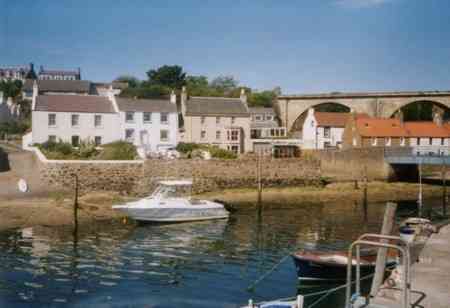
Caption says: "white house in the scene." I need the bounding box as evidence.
[302,108,350,149]
[116,94,178,153]
[31,94,120,146]
[30,87,178,155]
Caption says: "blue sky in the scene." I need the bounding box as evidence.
[1,0,449,94]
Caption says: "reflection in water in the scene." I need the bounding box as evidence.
[0,198,447,307]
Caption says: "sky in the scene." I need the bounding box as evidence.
[1,0,450,94]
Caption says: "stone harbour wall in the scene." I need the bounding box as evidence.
[35,148,321,195]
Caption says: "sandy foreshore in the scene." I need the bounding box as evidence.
[0,181,445,232]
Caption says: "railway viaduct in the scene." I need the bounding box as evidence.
[276,91,450,132]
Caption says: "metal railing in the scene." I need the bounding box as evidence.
[345,234,411,308]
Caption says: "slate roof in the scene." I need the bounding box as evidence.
[116,97,177,113]
[34,95,115,113]
[185,97,249,117]
[23,79,91,93]
[356,118,450,138]
[248,107,276,115]
[314,112,350,127]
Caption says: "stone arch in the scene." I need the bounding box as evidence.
[388,99,450,121]
[290,101,351,133]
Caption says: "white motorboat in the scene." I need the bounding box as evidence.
[112,180,229,222]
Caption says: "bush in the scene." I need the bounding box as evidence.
[96,141,137,160]
[176,142,237,159]
[0,121,30,138]
[77,140,98,159]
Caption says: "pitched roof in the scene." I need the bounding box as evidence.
[314,112,350,127]
[35,95,115,113]
[116,97,177,113]
[23,79,91,93]
[356,117,450,138]
[248,107,276,115]
[185,97,249,117]
[39,70,79,76]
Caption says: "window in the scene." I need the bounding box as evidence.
[231,117,236,124]
[266,115,273,121]
[231,130,239,141]
[201,130,206,139]
[143,112,152,123]
[126,111,134,122]
[324,127,331,138]
[324,142,331,148]
[201,116,206,124]
[429,138,432,145]
[71,135,80,147]
[160,113,168,124]
[385,137,391,146]
[216,117,221,124]
[311,120,314,127]
[400,137,405,146]
[48,114,56,126]
[231,145,239,154]
[372,137,377,146]
[417,138,421,146]
[48,135,56,143]
[125,129,134,142]
[216,130,221,140]
[94,136,102,146]
[71,114,79,127]
[94,115,102,127]
[441,138,445,146]
[255,115,262,121]
[160,130,169,141]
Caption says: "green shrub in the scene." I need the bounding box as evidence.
[208,146,237,159]
[77,140,99,159]
[176,142,204,153]
[97,141,137,160]
[0,120,30,138]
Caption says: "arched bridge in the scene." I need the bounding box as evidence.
[276,91,450,132]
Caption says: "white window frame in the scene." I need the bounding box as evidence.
[216,116,221,124]
[323,126,331,138]
[216,130,221,140]
[201,116,206,124]
[160,129,169,141]
[94,114,102,128]
[125,129,135,142]
[143,112,152,123]
[48,135,56,143]
[400,137,405,146]
[126,111,135,123]
[201,130,206,139]
[48,113,56,127]
[94,136,102,146]
[385,137,391,146]
[71,135,80,147]
[160,113,168,124]
[372,137,377,146]
[71,114,80,127]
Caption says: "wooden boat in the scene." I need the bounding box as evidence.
[291,250,395,283]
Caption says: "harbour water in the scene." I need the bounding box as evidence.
[0,198,446,307]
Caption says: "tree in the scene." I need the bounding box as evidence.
[248,90,277,107]
[210,75,239,95]
[185,75,211,96]
[146,65,186,89]
[119,84,170,99]
[114,75,140,88]
[0,80,23,98]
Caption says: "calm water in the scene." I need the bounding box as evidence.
[0,198,447,308]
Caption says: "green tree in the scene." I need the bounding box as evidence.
[119,84,170,99]
[248,90,277,107]
[185,75,212,96]
[146,65,186,89]
[210,75,239,95]
[0,80,23,98]
[115,75,140,88]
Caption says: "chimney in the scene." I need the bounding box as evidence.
[240,88,247,106]
[181,86,187,115]
[170,90,176,104]
[433,110,443,126]
[31,80,38,110]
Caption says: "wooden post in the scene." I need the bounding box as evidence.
[73,173,79,235]
[257,155,262,204]
[443,162,447,217]
[370,202,397,297]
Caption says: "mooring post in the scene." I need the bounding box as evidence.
[72,173,79,234]
[257,154,262,204]
[443,161,447,217]
[370,202,397,297]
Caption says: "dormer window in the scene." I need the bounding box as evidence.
[385,137,391,146]
[372,137,377,146]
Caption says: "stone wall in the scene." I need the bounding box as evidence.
[309,147,392,181]
[36,148,321,195]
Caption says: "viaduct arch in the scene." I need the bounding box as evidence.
[276,91,450,132]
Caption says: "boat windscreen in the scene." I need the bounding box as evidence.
[151,184,191,198]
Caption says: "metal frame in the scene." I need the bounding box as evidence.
[345,234,411,308]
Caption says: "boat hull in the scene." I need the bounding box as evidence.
[113,206,229,222]
[292,253,378,283]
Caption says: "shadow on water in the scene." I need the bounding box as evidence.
[0,196,448,307]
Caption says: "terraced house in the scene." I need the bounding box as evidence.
[180,87,251,154]
[28,86,178,156]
